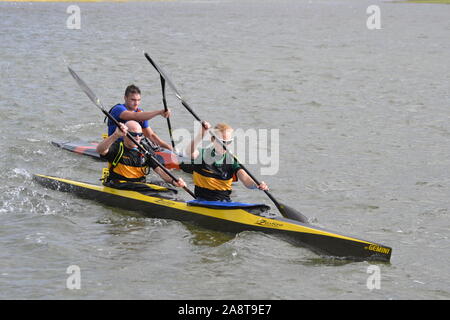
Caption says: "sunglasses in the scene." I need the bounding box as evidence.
[214,137,233,145]
[128,131,143,138]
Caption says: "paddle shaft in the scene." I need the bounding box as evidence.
[160,76,176,149]
[146,54,176,149]
[102,106,195,199]
[143,54,287,212]
[67,67,195,199]
[180,97,285,211]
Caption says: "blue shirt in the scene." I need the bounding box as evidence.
[107,104,149,136]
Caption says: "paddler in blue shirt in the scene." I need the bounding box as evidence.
[185,122,269,202]
[107,84,173,150]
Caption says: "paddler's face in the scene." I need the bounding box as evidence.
[124,93,141,111]
[124,126,143,149]
[212,129,233,155]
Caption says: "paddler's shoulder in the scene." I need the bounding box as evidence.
[109,103,127,116]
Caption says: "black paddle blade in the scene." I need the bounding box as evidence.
[278,203,309,224]
[144,53,183,100]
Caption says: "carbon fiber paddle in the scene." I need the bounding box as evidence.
[67,66,196,199]
[144,53,308,223]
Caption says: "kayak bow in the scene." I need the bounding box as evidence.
[33,174,392,262]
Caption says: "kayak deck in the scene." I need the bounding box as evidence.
[51,141,100,160]
[51,140,191,171]
[33,174,392,262]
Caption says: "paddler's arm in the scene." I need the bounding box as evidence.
[96,123,127,155]
[120,109,171,122]
[154,167,187,188]
[143,127,173,151]
[185,121,211,159]
[236,169,269,191]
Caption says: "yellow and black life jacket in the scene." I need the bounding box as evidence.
[101,141,156,183]
[192,147,241,201]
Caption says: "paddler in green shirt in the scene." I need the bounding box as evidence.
[185,122,269,202]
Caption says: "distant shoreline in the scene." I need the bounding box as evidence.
[0,0,174,2]
[1,0,448,3]
[400,0,450,3]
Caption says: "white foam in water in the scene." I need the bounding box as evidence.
[62,122,98,133]
[32,150,45,156]
[25,232,47,244]
[0,182,56,216]
[11,168,31,179]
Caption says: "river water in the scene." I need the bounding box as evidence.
[0,0,449,300]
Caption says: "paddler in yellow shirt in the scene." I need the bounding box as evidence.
[185,122,268,202]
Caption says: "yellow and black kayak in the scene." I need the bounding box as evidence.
[33,174,392,262]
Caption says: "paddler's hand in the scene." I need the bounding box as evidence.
[201,121,211,134]
[114,123,128,138]
[172,177,186,188]
[161,109,171,118]
[256,181,269,191]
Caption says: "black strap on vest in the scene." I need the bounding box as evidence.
[104,104,121,123]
